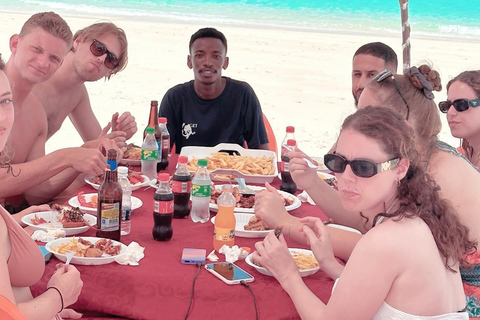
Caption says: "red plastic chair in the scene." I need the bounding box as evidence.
[262,113,278,154]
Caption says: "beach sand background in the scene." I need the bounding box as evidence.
[0,11,479,157]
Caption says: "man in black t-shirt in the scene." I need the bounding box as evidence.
[159,27,269,153]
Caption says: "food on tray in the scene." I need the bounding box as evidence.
[50,237,122,257]
[51,204,90,228]
[318,173,337,189]
[88,169,146,186]
[244,216,270,231]
[77,191,98,208]
[291,251,319,270]
[187,152,275,176]
[210,186,294,209]
[122,143,141,160]
[30,214,48,225]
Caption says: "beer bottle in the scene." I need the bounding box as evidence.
[153,173,173,241]
[97,149,122,241]
[143,100,162,150]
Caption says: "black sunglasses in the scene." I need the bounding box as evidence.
[373,70,410,120]
[324,153,400,178]
[438,98,480,113]
[90,39,120,70]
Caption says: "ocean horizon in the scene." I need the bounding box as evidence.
[1,0,480,42]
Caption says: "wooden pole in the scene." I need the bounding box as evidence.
[400,0,411,74]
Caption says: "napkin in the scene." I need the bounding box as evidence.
[115,241,145,266]
[207,250,219,262]
[31,229,66,242]
[219,245,249,263]
[297,190,316,205]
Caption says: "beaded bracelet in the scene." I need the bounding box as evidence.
[47,286,64,314]
[287,217,296,240]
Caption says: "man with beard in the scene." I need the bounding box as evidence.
[351,42,398,106]
[33,22,137,145]
[159,27,269,153]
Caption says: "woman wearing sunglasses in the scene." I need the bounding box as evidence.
[254,106,473,319]
[441,70,480,169]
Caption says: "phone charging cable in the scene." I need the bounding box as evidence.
[241,280,258,320]
[183,261,202,320]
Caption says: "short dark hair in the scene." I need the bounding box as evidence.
[354,42,398,72]
[189,27,227,53]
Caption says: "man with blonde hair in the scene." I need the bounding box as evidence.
[2,12,120,213]
[33,21,137,145]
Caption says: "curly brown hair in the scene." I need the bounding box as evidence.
[366,65,442,151]
[446,70,480,162]
[342,106,476,272]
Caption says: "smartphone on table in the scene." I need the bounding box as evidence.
[205,262,255,285]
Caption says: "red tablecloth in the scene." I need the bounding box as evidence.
[31,156,333,320]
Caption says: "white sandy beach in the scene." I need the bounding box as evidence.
[0,11,479,157]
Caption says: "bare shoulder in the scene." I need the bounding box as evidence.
[0,212,10,260]
[429,150,480,187]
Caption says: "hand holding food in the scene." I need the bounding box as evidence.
[254,182,291,229]
[299,217,336,270]
[288,151,320,190]
[46,264,83,308]
[114,111,138,140]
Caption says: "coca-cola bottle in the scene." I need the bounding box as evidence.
[153,173,173,241]
[157,117,170,171]
[280,139,297,194]
[172,156,192,219]
[97,149,122,241]
[280,126,296,158]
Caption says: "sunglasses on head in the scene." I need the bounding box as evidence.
[438,98,480,113]
[373,70,410,121]
[90,39,119,70]
[324,153,400,178]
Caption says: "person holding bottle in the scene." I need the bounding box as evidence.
[159,27,269,153]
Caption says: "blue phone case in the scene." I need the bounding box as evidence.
[39,246,53,263]
[181,248,206,265]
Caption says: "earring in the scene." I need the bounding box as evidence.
[397,180,401,187]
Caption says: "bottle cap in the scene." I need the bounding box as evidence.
[158,173,170,181]
[151,100,158,106]
[117,166,128,175]
[197,159,208,167]
[146,127,154,134]
[287,139,296,146]
[178,155,188,164]
[158,117,167,124]
[222,184,233,192]
[286,126,295,133]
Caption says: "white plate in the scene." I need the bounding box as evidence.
[68,193,143,214]
[211,212,273,238]
[245,248,320,277]
[119,158,141,166]
[45,236,127,266]
[21,210,96,236]
[210,185,301,213]
[317,172,335,180]
[149,178,158,189]
[326,223,362,234]
[84,175,150,191]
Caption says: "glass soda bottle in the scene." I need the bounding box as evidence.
[280,139,297,194]
[191,159,211,223]
[141,127,158,180]
[157,117,170,171]
[172,155,192,219]
[280,126,296,158]
[143,100,162,142]
[118,166,132,235]
[213,185,236,251]
[153,173,173,241]
[97,149,122,241]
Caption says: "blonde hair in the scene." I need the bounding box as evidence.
[73,22,128,79]
[19,12,72,47]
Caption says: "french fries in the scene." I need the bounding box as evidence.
[291,251,319,270]
[50,238,92,257]
[187,152,275,176]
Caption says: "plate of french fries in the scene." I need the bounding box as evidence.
[245,248,320,277]
[180,144,278,184]
[46,237,127,265]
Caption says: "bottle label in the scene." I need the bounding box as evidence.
[280,161,290,172]
[154,200,174,214]
[162,138,170,150]
[192,184,211,197]
[213,226,235,241]
[142,149,158,161]
[172,180,191,193]
[100,202,120,231]
[122,207,131,221]
[107,159,117,171]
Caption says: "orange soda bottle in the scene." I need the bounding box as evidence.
[213,185,236,251]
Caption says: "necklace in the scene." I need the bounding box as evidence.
[374,197,399,227]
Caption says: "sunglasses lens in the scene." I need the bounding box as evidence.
[90,41,105,57]
[105,53,119,69]
[454,100,469,112]
[324,154,346,173]
[351,160,377,178]
[438,101,450,113]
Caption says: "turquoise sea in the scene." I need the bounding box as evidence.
[0,0,479,41]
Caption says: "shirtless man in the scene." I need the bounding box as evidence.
[351,42,398,105]
[2,12,119,211]
[33,22,137,144]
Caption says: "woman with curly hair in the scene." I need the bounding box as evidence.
[254,106,473,319]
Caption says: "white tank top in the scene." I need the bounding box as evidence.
[372,301,468,320]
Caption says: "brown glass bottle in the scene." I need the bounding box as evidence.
[143,100,162,145]
[97,149,122,241]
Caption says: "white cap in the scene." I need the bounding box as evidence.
[118,166,129,175]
